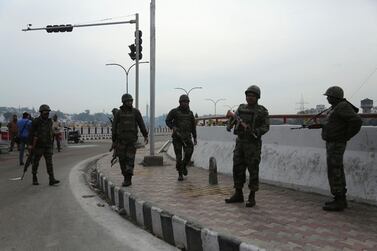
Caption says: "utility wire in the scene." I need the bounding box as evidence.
[350,65,377,98]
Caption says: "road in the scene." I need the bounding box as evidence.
[0,141,176,251]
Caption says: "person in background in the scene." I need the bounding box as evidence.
[17,112,32,165]
[52,114,62,152]
[7,114,18,152]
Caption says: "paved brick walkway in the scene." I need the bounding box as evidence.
[97,145,377,251]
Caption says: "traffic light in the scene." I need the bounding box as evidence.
[128,44,136,60]
[135,30,142,60]
[46,24,73,33]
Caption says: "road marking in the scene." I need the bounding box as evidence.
[67,145,98,148]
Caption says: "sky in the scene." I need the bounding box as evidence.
[1,0,377,117]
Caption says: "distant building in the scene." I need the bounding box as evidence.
[361,98,373,114]
[297,104,327,115]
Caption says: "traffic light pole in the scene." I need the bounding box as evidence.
[135,14,140,110]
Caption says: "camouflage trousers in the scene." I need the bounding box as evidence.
[32,146,54,177]
[117,142,137,176]
[173,137,194,172]
[233,139,261,191]
[326,141,347,196]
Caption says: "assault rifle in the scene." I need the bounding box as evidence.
[109,142,118,167]
[21,150,34,180]
[174,130,187,148]
[225,110,257,139]
[290,107,331,130]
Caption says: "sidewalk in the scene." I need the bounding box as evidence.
[96,143,377,251]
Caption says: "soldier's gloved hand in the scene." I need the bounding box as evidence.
[193,138,197,145]
[226,126,232,132]
[144,136,149,145]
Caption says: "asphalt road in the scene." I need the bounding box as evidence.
[0,141,176,251]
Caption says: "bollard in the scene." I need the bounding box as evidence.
[209,157,218,185]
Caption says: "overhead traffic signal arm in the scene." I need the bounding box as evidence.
[46,24,73,33]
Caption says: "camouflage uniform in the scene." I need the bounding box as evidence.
[232,104,269,191]
[166,96,197,180]
[322,100,362,200]
[225,85,269,207]
[112,103,148,185]
[29,105,59,185]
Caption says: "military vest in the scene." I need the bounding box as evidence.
[34,117,53,147]
[234,104,259,140]
[116,108,138,142]
[175,109,193,138]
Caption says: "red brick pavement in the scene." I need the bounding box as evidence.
[97,147,377,251]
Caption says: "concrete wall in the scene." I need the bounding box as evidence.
[167,126,377,205]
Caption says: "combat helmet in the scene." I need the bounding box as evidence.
[245,85,261,98]
[324,86,344,99]
[121,93,133,103]
[179,94,190,102]
[39,104,51,112]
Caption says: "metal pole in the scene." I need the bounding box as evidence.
[150,0,156,155]
[135,13,140,109]
[126,72,129,93]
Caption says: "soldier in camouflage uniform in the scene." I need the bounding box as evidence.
[165,94,197,181]
[308,86,362,211]
[112,94,148,187]
[225,85,269,207]
[28,104,60,186]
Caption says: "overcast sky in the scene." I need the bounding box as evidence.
[1,0,377,116]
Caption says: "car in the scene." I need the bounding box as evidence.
[0,126,10,153]
[67,130,81,144]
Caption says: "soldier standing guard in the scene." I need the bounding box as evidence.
[225,85,269,207]
[112,94,148,187]
[165,95,197,181]
[29,104,60,186]
[308,86,362,211]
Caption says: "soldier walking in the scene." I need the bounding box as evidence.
[29,104,60,186]
[112,94,148,187]
[225,85,269,207]
[308,86,362,211]
[165,95,197,181]
[52,114,62,152]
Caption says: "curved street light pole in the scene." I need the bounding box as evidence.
[205,98,226,115]
[106,61,149,95]
[174,86,203,96]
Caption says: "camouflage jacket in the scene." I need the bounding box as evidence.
[165,106,197,140]
[29,116,53,147]
[321,99,362,142]
[231,103,270,141]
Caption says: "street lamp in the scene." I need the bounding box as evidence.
[105,61,149,94]
[205,98,226,115]
[174,86,203,96]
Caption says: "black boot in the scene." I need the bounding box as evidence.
[32,174,39,185]
[49,177,60,186]
[245,191,256,207]
[178,172,184,181]
[225,189,244,203]
[323,195,347,211]
[122,175,132,187]
[325,196,348,208]
[182,165,188,176]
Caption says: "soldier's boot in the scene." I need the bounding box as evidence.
[49,176,60,186]
[122,175,132,187]
[32,174,39,185]
[322,195,347,211]
[245,191,256,207]
[178,171,184,181]
[182,164,188,176]
[225,188,244,203]
[325,195,348,208]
